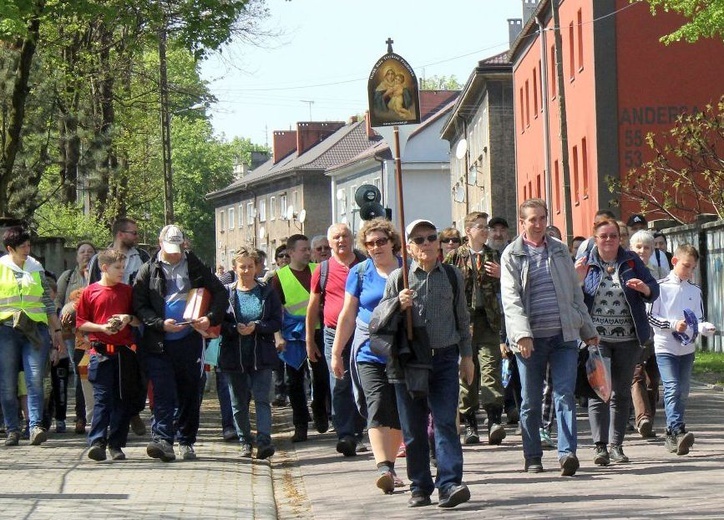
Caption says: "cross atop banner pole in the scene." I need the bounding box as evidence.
[367,38,420,338]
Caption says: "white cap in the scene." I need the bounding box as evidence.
[405,219,436,239]
[159,225,184,254]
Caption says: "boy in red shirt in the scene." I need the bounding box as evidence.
[76,249,140,461]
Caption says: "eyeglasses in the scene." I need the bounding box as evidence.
[276,254,290,259]
[364,237,390,248]
[440,237,461,244]
[469,224,488,231]
[596,234,619,240]
[409,233,438,245]
[315,246,331,252]
[122,230,138,236]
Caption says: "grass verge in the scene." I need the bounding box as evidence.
[693,350,724,386]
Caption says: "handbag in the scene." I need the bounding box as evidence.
[12,311,44,348]
[586,345,611,403]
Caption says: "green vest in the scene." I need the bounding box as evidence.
[0,263,49,324]
[276,263,317,316]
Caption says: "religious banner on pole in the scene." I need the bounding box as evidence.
[367,39,420,127]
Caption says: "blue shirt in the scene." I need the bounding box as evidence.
[348,259,392,364]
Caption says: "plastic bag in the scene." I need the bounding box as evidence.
[586,345,611,403]
[501,357,513,389]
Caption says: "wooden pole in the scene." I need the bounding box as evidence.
[393,126,413,339]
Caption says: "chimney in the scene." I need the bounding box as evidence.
[296,121,345,156]
[272,130,297,164]
[364,111,377,140]
[508,18,523,47]
[523,0,539,24]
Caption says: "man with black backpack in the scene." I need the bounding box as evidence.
[306,223,366,456]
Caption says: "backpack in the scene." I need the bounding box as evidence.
[318,249,367,304]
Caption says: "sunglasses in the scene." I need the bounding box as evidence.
[409,233,438,245]
[440,237,461,244]
[364,237,390,248]
[597,234,619,240]
[315,246,331,252]
[276,254,290,259]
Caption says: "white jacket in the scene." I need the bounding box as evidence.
[647,272,708,356]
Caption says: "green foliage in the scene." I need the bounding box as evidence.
[609,96,724,223]
[694,350,724,386]
[34,201,112,247]
[641,0,724,43]
[420,74,462,90]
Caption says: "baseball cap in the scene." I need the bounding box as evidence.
[626,214,647,227]
[488,216,509,228]
[159,225,184,254]
[405,219,436,239]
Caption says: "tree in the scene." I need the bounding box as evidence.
[641,0,724,43]
[608,96,724,223]
[420,75,461,90]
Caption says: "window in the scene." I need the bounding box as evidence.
[280,194,288,219]
[228,207,235,229]
[550,45,556,98]
[538,59,543,112]
[569,22,575,80]
[577,9,584,71]
[373,177,381,189]
[219,210,225,232]
[536,174,541,198]
[533,67,538,117]
[581,137,589,198]
[269,196,276,220]
[259,198,267,222]
[292,190,299,209]
[350,185,357,209]
[572,145,579,204]
[519,87,525,132]
[524,80,530,127]
[523,184,527,201]
[554,160,561,213]
[247,202,254,225]
[238,204,244,227]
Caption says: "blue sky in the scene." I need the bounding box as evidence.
[200,1,524,146]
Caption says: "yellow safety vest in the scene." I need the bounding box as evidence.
[0,263,49,324]
[276,263,317,316]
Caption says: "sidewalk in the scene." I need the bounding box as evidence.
[279,382,724,519]
[0,393,276,520]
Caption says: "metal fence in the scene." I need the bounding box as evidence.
[662,218,724,352]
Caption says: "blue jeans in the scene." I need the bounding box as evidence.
[0,325,51,431]
[143,333,204,445]
[395,346,463,496]
[215,369,234,431]
[225,369,273,446]
[323,326,364,439]
[656,352,694,434]
[87,353,133,448]
[516,334,578,461]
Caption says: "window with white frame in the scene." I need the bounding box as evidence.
[269,196,276,220]
[293,190,299,209]
[259,198,267,222]
[228,207,235,229]
[219,210,226,232]
[247,202,254,225]
[350,185,357,209]
[280,194,288,219]
[238,204,244,227]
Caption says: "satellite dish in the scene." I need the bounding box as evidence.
[360,202,385,220]
[298,209,307,223]
[259,226,266,240]
[455,139,468,160]
[336,188,346,201]
[285,205,294,221]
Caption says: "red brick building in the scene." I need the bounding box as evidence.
[510,0,724,237]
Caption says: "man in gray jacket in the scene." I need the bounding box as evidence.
[500,198,598,477]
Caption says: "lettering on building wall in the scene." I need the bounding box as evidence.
[619,105,700,169]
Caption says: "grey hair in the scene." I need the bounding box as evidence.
[629,230,654,248]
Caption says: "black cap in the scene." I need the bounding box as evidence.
[626,214,647,227]
[488,217,509,228]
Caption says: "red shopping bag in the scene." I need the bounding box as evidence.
[586,345,611,403]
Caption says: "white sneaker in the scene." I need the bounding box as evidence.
[179,444,197,460]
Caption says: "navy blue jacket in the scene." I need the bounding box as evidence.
[582,247,659,345]
[218,281,282,372]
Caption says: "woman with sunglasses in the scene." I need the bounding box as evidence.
[575,219,658,466]
[330,217,404,494]
[438,227,462,261]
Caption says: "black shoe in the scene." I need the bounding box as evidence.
[130,415,146,436]
[313,413,329,434]
[408,491,432,508]
[336,436,357,457]
[272,397,288,407]
[147,439,176,462]
[675,431,695,455]
[257,444,275,460]
[609,445,630,463]
[462,413,480,444]
[506,407,520,424]
[88,442,107,461]
[291,426,308,443]
[524,457,543,473]
[637,418,654,438]
[109,447,126,461]
[559,453,579,476]
[376,471,395,494]
[593,444,610,466]
[488,423,506,445]
[438,484,471,508]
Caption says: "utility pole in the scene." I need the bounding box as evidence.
[552,0,573,243]
[300,100,314,120]
[159,4,174,225]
